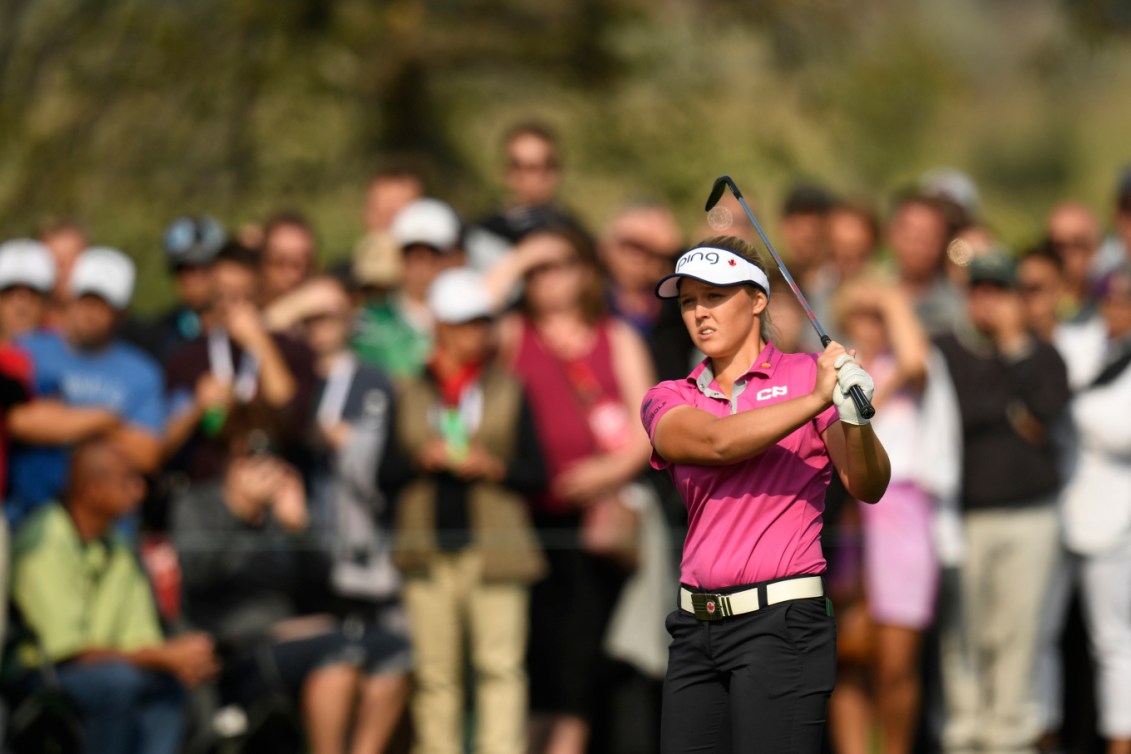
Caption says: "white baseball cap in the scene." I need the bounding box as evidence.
[428,267,494,324]
[392,198,461,252]
[920,167,980,216]
[70,246,136,310]
[655,246,771,299]
[0,239,56,293]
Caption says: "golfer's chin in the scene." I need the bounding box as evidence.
[692,332,738,361]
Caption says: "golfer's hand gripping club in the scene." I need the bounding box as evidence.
[822,336,876,421]
[705,175,876,420]
[832,352,875,426]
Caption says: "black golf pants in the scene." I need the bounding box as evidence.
[660,596,837,754]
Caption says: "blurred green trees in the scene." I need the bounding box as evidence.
[1,0,1129,311]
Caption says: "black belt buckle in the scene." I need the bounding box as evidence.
[690,592,728,620]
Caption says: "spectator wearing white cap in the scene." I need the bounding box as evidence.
[0,239,57,340]
[381,266,547,754]
[6,247,166,528]
[354,198,466,385]
[0,239,45,650]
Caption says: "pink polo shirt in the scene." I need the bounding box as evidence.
[640,342,839,590]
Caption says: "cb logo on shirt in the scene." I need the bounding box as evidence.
[755,385,788,401]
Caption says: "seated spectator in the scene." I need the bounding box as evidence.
[123,215,226,362]
[382,267,547,754]
[353,198,465,385]
[0,238,56,340]
[6,247,165,528]
[173,407,409,754]
[10,439,220,754]
[164,242,313,483]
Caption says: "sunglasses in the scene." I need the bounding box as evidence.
[506,159,558,174]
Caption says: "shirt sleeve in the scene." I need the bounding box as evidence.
[640,382,687,471]
[814,403,839,434]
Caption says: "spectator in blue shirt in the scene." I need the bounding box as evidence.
[6,246,166,526]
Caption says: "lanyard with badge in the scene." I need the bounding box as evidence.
[203,329,260,436]
[316,352,359,429]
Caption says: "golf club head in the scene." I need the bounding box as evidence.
[705,176,740,211]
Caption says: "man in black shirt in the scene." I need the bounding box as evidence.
[934,251,1070,754]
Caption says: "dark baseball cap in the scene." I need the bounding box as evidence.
[163,216,226,268]
[967,251,1017,289]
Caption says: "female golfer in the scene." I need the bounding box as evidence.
[641,235,891,754]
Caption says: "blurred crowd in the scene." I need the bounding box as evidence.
[0,119,1128,754]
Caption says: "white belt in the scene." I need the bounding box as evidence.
[679,576,824,621]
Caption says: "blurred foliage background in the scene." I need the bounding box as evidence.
[2,0,1131,312]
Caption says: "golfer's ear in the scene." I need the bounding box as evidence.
[751,288,768,316]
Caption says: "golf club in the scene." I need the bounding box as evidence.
[705,175,876,420]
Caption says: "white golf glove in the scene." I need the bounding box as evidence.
[833,353,875,426]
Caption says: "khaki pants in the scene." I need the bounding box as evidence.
[940,504,1060,754]
[403,550,529,754]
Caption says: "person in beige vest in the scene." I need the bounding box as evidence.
[381,267,547,754]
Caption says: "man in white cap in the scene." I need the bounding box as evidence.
[354,197,467,385]
[6,246,166,528]
[382,266,546,754]
[0,239,57,340]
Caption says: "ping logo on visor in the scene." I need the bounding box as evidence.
[655,247,771,299]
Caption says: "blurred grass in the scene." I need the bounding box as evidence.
[1,0,1130,313]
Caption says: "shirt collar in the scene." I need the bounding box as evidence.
[685,341,783,396]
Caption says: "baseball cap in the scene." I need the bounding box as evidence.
[392,198,461,252]
[967,250,1017,289]
[920,167,980,217]
[655,246,771,299]
[163,215,226,268]
[428,267,494,324]
[0,239,56,293]
[70,246,136,310]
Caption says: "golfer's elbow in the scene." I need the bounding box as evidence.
[847,461,891,504]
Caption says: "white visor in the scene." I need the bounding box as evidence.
[655,247,771,299]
